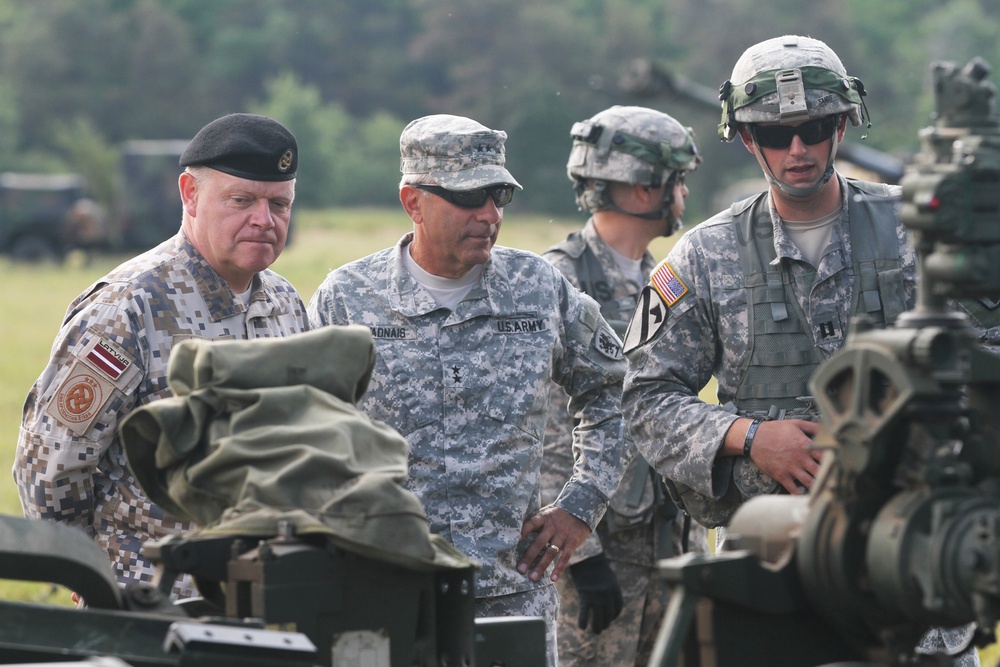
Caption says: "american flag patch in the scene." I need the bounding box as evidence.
[86,340,130,380]
[650,261,688,306]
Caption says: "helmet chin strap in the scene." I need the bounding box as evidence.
[577,177,682,235]
[604,176,683,234]
[757,133,839,198]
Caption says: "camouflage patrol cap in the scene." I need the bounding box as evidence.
[180,113,298,181]
[719,35,865,141]
[400,114,522,190]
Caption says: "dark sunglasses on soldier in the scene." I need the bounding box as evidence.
[415,184,515,208]
[749,115,840,150]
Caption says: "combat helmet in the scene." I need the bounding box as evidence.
[719,35,867,142]
[567,105,701,226]
[719,35,869,197]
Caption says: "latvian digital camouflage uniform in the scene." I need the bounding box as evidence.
[307,233,628,604]
[541,218,707,666]
[14,232,309,598]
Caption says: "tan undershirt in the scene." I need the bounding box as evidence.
[781,207,839,268]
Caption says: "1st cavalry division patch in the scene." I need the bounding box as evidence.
[622,286,667,354]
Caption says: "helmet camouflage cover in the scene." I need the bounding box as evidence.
[567,105,701,188]
[719,35,866,141]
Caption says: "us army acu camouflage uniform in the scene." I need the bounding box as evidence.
[15,233,309,598]
[541,219,707,666]
[307,234,627,601]
[621,175,916,529]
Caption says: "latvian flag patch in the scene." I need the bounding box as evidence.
[650,261,688,306]
[86,340,131,380]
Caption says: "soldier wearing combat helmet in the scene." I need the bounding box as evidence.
[620,35,978,665]
[567,105,701,237]
[541,106,707,666]
[308,114,628,667]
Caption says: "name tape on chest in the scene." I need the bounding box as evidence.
[368,325,413,340]
[494,316,549,334]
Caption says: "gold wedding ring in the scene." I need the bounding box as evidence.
[547,544,561,554]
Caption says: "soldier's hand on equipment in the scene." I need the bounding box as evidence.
[749,419,824,495]
[517,506,591,584]
[569,552,623,634]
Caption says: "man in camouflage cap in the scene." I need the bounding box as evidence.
[308,114,629,667]
[540,105,708,667]
[620,35,980,665]
[14,112,309,600]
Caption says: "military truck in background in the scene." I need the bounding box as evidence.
[0,139,187,262]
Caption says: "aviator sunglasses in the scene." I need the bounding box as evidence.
[749,115,840,150]
[415,184,515,208]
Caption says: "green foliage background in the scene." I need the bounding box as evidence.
[0,0,996,222]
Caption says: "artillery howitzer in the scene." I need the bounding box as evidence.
[649,57,1000,667]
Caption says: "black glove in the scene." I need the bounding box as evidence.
[569,552,623,634]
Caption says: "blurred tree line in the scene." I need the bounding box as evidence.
[0,0,997,222]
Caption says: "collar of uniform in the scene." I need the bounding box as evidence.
[581,218,655,294]
[389,233,522,319]
[389,233,446,317]
[765,175,849,268]
[177,233,265,322]
[767,172,851,280]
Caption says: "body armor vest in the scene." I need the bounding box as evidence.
[549,231,630,337]
[663,181,909,528]
[733,180,907,415]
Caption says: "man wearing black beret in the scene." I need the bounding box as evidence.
[14,113,310,601]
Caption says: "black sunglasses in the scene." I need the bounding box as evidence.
[749,115,840,150]
[415,184,515,208]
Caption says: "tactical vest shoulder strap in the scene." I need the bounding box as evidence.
[552,231,621,326]
[844,180,906,325]
[548,231,587,260]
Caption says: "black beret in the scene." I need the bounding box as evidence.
[179,113,297,181]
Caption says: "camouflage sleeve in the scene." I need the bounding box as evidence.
[549,278,629,530]
[14,296,144,533]
[541,245,607,558]
[621,234,740,501]
[541,368,607,562]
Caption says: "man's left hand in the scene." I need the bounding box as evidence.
[517,506,591,583]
